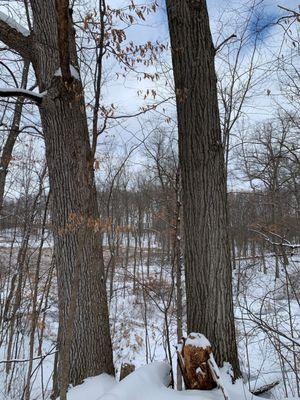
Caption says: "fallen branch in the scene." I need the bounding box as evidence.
[176,338,190,390]
[208,353,230,400]
[251,380,279,396]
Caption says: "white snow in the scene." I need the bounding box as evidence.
[63,362,261,400]
[0,244,299,399]
[196,367,205,377]
[0,11,30,37]
[0,88,46,99]
[185,333,211,348]
[64,374,116,400]
[54,66,80,81]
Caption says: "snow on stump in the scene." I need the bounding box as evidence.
[120,363,135,381]
[178,332,217,390]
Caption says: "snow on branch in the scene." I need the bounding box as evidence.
[0,11,30,37]
[250,228,300,249]
[0,11,32,59]
[0,88,46,104]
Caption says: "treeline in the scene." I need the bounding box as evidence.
[1,176,299,259]
[1,114,299,264]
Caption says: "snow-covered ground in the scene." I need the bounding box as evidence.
[0,240,299,400]
[65,362,261,400]
[234,256,300,399]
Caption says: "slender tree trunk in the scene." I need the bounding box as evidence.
[175,215,183,390]
[261,242,267,274]
[133,233,138,292]
[24,188,49,400]
[231,234,236,270]
[166,0,240,377]
[0,60,30,214]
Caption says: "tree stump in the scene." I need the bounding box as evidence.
[178,333,217,390]
[119,363,135,381]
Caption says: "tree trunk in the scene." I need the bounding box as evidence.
[166,0,240,377]
[42,87,114,386]
[28,0,114,389]
[0,60,30,214]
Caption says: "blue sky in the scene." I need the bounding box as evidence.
[120,0,299,52]
[105,0,300,189]
[0,0,298,192]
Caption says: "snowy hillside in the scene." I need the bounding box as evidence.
[0,246,299,399]
[64,362,258,400]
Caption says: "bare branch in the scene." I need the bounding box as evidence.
[107,97,174,120]
[277,5,300,18]
[215,33,237,52]
[0,349,57,364]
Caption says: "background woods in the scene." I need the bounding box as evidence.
[0,0,299,399]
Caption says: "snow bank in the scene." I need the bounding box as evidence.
[64,362,260,400]
[62,374,115,400]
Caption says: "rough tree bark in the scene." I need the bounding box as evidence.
[166,0,240,377]
[0,0,114,392]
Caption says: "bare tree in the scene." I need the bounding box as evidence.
[0,1,114,395]
[165,0,240,377]
[166,0,240,377]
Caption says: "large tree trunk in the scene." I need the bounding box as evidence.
[41,85,114,387]
[166,0,240,377]
[28,0,114,389]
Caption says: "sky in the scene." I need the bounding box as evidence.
[99,0,297,136]
[1,0,298,121]
[0,0,299,194]
[103,0,300,190]
[105,0,299,107]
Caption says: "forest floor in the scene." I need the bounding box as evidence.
[0,237,299,399]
